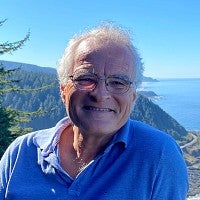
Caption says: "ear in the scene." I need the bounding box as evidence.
[132,91,137,103]
[60,85,66,102]
[131,91,137,111]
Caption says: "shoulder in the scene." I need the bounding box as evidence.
[130,119,175,143]
[127,119,188,181]
[1,117,70,163]
[127,119,183,158]
[1,127,55,163]
[11,127,54,148]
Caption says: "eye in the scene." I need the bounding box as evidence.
[107,78,129,89]
[74,74,97,86]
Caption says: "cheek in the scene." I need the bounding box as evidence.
[122,92,136,113]
[62,83,74,108]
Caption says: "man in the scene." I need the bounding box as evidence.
[0,23,188,199]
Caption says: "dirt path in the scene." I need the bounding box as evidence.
[181,133,198,149]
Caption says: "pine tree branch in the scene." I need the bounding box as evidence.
[0,32,30,55]
[0,19,7,27]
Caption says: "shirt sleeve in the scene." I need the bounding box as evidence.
[0,149,10,199]
[151,138,189,200]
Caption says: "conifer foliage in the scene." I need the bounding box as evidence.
[0,19,30,56]
[0,19,41,157]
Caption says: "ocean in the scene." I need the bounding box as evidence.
[140,78,200,131]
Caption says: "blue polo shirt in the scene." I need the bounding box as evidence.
[0,117,188,199]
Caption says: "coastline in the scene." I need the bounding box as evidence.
[141,78,200,131]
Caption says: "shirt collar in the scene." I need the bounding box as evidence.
[33,117,131,157]
[110,119,131,148]
[33,117,71,157]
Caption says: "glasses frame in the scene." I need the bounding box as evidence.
[69,69,134,94]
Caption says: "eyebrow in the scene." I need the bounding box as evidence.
[73,67,95,73]
[108,74,130,81]
[73,68,131,80]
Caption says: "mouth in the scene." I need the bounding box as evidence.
[84,106,114,112]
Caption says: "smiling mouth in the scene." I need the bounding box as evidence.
[84,106,114,112]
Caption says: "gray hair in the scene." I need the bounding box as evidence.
[57,23,144,88]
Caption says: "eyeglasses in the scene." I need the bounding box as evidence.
[69,68,134,94]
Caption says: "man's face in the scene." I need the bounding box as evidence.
[61,39,136,136]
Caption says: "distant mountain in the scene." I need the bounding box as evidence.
[0,60,56,75]
[0,60,157,82]
[142,76,158,82]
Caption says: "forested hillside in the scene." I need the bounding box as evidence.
[1,60,188,143]
[2,69,65,130]
[132,95,188,142]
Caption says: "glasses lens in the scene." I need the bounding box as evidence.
[73,72,97,90]
[70,68,132,94]
[106,77,130,93]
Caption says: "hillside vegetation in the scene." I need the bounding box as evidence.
[132,95,188,142]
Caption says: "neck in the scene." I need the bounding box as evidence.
[59,125,113,178]
[72,125,112,160]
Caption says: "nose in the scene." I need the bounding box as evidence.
[89,78,111,101]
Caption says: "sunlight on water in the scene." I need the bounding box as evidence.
[141,78,200,131]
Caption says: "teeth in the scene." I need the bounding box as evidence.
[85,106,112,112]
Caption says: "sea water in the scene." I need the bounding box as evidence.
[140,78,200,131]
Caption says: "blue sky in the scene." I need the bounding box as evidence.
[0,0,200,78]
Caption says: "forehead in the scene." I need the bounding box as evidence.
[73,39,134,75]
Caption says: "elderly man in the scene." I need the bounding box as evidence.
[0,23,188,199]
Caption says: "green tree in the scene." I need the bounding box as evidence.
[0,106,17,157]
[0,19,30,55]
[0,19,44,157]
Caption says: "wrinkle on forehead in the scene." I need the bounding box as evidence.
[74,40,102,62]
[73,38,135,77]
[76,38,132,58]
